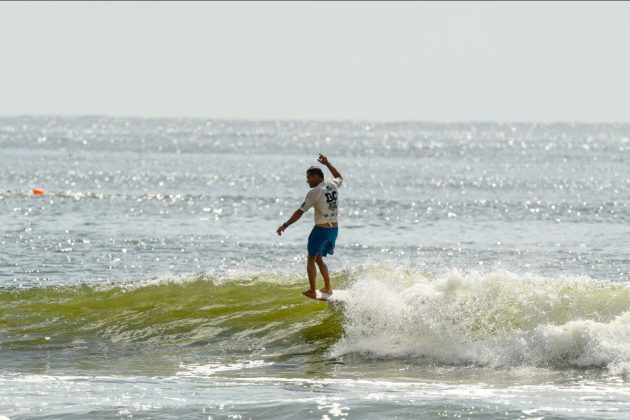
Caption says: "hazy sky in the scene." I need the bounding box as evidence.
[1,1,629,122]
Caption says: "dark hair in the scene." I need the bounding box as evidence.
[306,166,324,179]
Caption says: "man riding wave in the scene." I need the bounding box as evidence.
[276,154,343,299]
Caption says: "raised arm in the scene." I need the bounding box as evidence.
[318,154,342,179]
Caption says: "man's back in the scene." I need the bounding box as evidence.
[300,177,342,225]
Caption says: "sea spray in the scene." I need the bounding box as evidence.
[335,268,630,371]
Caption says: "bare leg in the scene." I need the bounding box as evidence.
[316,256,332,294]
[303,256,318,299]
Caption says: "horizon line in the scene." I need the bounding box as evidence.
[1,113,629,126]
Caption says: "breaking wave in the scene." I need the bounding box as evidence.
[335,267,630,373]
[3,267,630,373]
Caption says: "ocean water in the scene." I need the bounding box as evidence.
[2,116,630,418]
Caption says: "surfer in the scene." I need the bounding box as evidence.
[276,154,343,299]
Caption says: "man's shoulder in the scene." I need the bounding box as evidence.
[304,187,319,199]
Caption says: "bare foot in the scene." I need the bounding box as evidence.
[319,288,333,295]
[302,289,317,299]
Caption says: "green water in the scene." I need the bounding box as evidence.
[0,274,348,378]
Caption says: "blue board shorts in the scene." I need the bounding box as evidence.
[307,226,339,257]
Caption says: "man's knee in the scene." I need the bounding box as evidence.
[315,256,325,264]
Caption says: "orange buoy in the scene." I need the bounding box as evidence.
[32,188,46,196]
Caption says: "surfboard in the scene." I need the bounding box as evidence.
[304,289,349,304]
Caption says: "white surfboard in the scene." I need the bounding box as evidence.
[305,289,350,304]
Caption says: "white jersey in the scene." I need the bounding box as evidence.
[299,177,342,225]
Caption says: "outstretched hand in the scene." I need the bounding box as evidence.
[318,154,329,165]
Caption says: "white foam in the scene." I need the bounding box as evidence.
[178,360,272,377]
[333,268,630,371]
[89,270,304,293]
